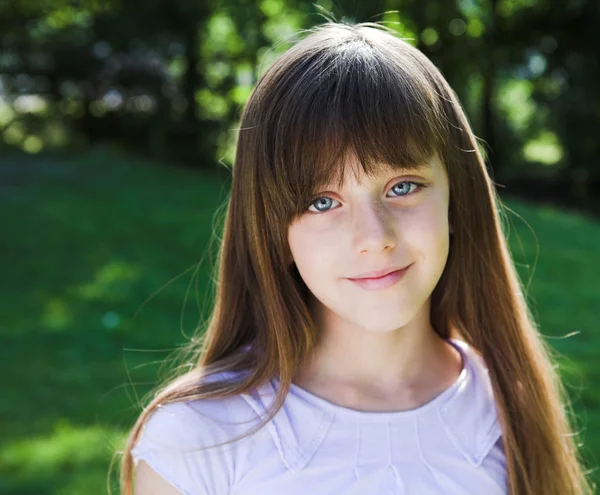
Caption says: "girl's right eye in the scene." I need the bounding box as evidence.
[307,197,340,214]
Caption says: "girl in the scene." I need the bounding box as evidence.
[116,21,593,495]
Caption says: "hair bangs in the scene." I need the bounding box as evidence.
[268,32,448,220]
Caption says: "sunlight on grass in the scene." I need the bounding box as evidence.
[41,297,73,330]
[73,260,141,302]
[0,419,125,483]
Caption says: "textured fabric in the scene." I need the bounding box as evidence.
[131,338,507,494]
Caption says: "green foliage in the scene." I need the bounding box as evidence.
[1,0,598,189]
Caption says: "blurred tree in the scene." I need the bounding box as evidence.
[0,0,598,203]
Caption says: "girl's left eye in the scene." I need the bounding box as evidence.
[388,181,422,198]
[307,181,424,214]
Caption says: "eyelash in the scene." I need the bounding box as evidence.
[306,181,426,215]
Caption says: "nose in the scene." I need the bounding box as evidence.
[350,199,397,255]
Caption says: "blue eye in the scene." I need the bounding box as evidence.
[308,197,340,213]
[389,181,419,197]
[306,181,424,214]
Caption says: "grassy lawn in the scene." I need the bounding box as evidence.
[1,147,598,493]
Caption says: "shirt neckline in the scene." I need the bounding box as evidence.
[272,338,469,422]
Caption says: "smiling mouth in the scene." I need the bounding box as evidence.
[349,264,411,280]
[347,264,411,290]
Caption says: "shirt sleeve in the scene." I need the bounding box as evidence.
[131,400,237,495]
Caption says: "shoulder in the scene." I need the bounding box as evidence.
[136,370,267,439]
[133,399,237,451]
[131,373,265,494]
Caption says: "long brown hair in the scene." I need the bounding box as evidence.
[114,20,594,495]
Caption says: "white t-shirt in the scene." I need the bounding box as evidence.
[131,338,507,494]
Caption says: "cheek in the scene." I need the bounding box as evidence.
[412,207,449,240]
[402,206,450,261]
[289,222,337,259]
[288,224,340,290]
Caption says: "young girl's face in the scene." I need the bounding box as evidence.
[287,151,451,333]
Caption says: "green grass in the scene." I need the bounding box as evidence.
[1,147,598,493]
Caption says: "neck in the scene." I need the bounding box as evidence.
[292,298,463,411]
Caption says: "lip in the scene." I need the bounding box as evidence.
[349,265,409,279]
[347,264,411,291]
